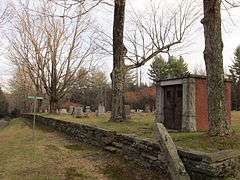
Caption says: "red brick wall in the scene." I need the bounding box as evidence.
[195,79,231,131]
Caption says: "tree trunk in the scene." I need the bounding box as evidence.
[110,0,127,121]
[201,0,230,136]
[49,95,58,113]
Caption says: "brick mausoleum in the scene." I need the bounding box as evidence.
[155,75,231,132]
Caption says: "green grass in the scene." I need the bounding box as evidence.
[42,111,240,152]
[0,118,166,179]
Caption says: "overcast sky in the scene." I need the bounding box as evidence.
[93,0,240,84]
[0,0,240,87]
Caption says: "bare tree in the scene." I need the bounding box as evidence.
[8,1,97,112]
[110,0,127,121]
[0,3,12,27]
[9,67,37,113]
[109,0,199,121]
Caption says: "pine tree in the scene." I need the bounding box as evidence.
[148,55,188,82]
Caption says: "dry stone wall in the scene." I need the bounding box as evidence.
[22,114,240,179]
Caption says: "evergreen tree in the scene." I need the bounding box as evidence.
[168,56,188,76]
[148,55,188,82]
[229,45,240,110]
[125,70,137,91]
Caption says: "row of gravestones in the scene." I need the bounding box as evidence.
[57,105,106,116]
[57,104,151,117]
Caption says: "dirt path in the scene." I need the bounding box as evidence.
[0,118,168,179]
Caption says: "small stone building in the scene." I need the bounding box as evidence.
[155,75,231,132]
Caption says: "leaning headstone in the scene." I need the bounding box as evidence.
[85,106,91,113]
[125,105,131,119]
[155,123,190,180]
[97,105,105,116]
[60,108,67,114]
[74,106,83,115]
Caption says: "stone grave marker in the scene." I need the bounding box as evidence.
[60,108,67,114]
[74,106,83,115]
[155,123,190,180]
[130,109,136,113]
[69,106,74,114]
[144,105,151,113]
[97,104,105,116]
[125,105,131,119]
[85,106,91,113]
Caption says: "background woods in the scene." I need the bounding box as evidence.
[8,1,97,112]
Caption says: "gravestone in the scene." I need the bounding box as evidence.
[155,123,190,180]
[74,106,83,115]
[97,104,105,116]
[125,105,131,119]
[144,105,151,113]
[130,109,136,113]
[69,106,74,114]
[60,108,67,114]
[85,106,91,113]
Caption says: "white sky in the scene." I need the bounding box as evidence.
[0,0,240,87]
[90,0,240,84]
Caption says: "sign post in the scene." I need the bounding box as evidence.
[27,96,43,141]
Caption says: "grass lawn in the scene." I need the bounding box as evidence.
[0,118,167,180]
[42,111,240,152]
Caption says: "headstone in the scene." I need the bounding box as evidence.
[85,106,91,113]
[125,105,131,119]
[97,104,105,116]
[74,106,83,115]
[130,109,136,113]
[69,106,74,114]
[155,123,190,180]
[59,108,67,114]
[144,105,151,113]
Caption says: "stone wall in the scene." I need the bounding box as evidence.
[22,114,240,179]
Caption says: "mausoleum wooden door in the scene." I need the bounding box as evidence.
[163,85,183,130]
